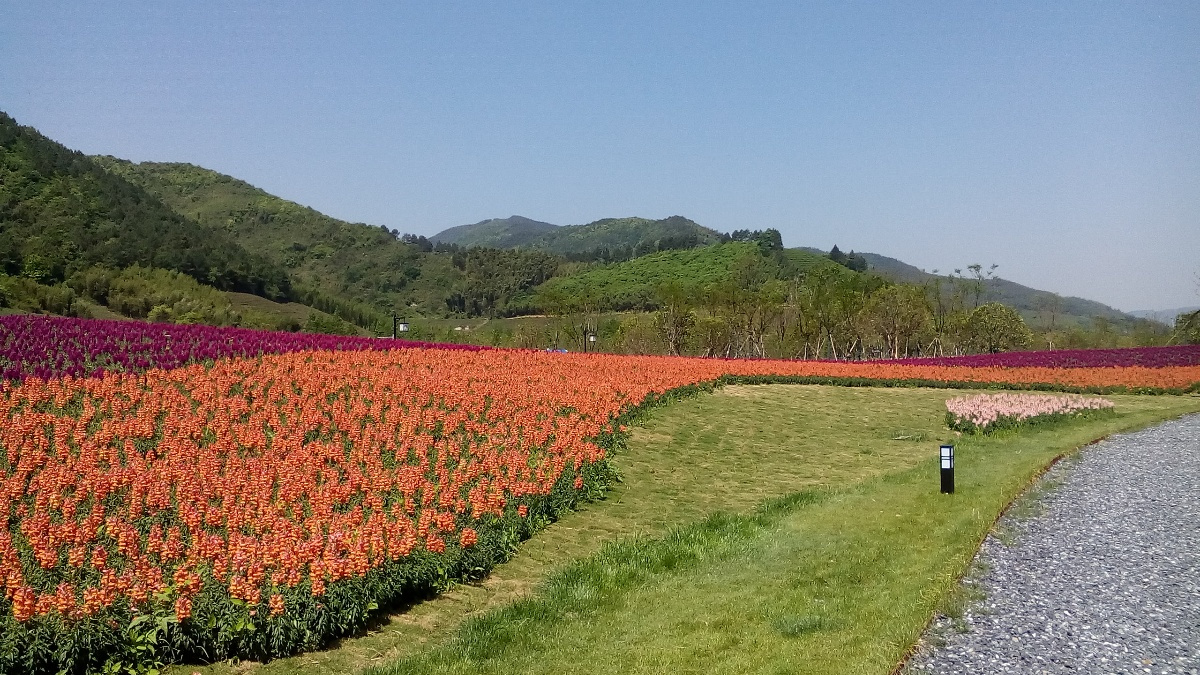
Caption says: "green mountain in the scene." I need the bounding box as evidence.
[93,158,464,322]
[0,111,290,299]
[94,159,566,323]
[432,215,725,260]
[5,108,1151,334]
[429,215,560,248]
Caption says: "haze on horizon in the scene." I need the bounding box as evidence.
[2,1,1197,313]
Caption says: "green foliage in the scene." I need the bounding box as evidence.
[652,281,697,355]
[964,302,1034,354]
[729,227,785,253]
[0,273,88,316]
[865,284,932,359]
[92,157,459,321]
[302,311,360,335]
[426,216,560,249]
[433,215,724,263]
[1173,310,1200,345]
[445,248,559,317]
[828,244,868,272]
[535,242,765,312]
[292,287,388,332]
[67,265,244,325]
[0,112,291,300]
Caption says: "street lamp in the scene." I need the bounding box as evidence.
[392,315,409,339]
[587,332,596,352]
[940,444,955,494]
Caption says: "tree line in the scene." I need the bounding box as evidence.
[450,247,1170,358]
[599,257,1033,359]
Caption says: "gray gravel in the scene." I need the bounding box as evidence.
[907,414,1200,675]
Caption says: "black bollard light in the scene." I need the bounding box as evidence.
[940,444,955,494]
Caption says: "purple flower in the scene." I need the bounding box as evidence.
[0,315,490,384]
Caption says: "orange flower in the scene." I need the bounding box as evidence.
[1,344,1194,627]
[459,528,478,548]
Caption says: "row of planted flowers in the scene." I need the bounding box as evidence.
[0,314,485,383]
[895,344,1200,369]
[946,393,1115,434]
[5,316,1200,386]
[1,348,629,672]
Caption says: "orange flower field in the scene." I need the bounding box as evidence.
[1,343,1198,672]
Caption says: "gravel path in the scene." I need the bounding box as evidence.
[907,414,1200,675]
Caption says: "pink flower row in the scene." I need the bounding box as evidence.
[946,392,1114,431]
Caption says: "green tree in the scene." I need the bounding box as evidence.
[965,263,998,309]
[798,265,879,359]
[537,283,601,351]
[615,314,663,354]
[303,311,360,335]
[964,302,1033,353]
[866,284,932,359]
[1174,310,1200,345]
[652,281,696,355]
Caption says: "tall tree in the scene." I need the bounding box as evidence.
[867,284,932,359]
[964,302,1033,353]
[652,281,696,356]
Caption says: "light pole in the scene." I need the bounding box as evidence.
[392,315,409,339]
[940,444,955,494]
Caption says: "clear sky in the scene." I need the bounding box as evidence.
[2,1,1197,312]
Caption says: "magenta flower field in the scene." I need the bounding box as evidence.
[895,345,1200,369]
[0,315,486,382]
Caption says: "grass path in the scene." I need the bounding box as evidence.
[179,387,1200,674]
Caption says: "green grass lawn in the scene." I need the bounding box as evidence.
[177,386,1200,675]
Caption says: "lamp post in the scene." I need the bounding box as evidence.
[392,315,409,339]
[585,332,596,353]
[940,444,955,494]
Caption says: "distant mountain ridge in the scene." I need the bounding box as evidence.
[1129,306,1200,325]
[819,249,1144,328]
[3,108,1158,338]
[432,214,725,258]
[430,216,559,249]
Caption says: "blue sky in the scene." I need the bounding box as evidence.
[2,1,1197,311]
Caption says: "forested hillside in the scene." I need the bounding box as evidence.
[0,113,290,301]
[95,159,567,324]
[1,110,1169,352]
[426,215,559,249]
[94,158,437,324]
[843,251,1144,330]
[433,215,725,262]
[533,242,836,312]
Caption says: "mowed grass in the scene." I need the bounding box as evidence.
[178,387,1200,675]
